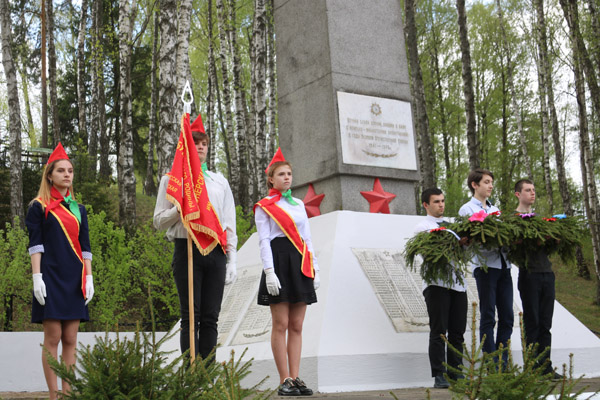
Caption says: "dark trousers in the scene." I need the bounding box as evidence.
[518,270,555,371]
[423,286,468,377]
[173,239,226,360]
[473,267,514,364]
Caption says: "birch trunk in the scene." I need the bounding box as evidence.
[1,0,24,226]
[18,9,35,146]
[77,0,88,147]
[405,0,435,189]
[251,0,268,204]
[496,0,532,180]
[266,0,277,160]
[573,56,598,283]
[533,0,572,214]
[118,0,137,232]
[47,0,60,145]
[144,10,159,196]
[456,0,479,169]
[206,0,216,171]
[176,0,192,113]
[532,26,554,213]
[158,0,179,176]
[587,0,600,73]
[428,10,451,183]
[559,0,600,125]
[228,0,249,208]
[571,11,599,285]
[41,0,48,149]
[216,0,239,201]
[95,0,108,181]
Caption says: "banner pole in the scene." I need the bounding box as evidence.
[187,232,195,364]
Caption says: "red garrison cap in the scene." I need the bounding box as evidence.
[190,114,205,134]
[47,143,69,165]
[265,147,286,174]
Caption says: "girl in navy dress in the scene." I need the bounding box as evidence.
[25,143,94,400]
[254,148,320,396]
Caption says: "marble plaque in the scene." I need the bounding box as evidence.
[337,92,417,170]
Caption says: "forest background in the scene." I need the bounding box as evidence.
[0,0,599,334]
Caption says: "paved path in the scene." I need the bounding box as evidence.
[2,377,599,399]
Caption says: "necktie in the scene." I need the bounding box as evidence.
[63,193,82,223]
[281,189,298,206]
[437,221,449,227]
[201,162,211,179]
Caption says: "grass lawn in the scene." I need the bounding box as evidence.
[554,259,600,338]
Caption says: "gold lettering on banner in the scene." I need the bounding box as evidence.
[184,182,194,209]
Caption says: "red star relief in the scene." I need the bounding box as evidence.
[303,183,325,218]
[360,178,396,214]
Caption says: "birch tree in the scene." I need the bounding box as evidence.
[94,0,109,181]
[41,0,48,149]
[533,0,572,215]
[118,0,137,232]
[456,0,479,169]
[47,0,60,145]
[157,0,179,176]
[496,0,532,180]
[77,0,88,148]
[176,0,192,113]
[266,0,277,159]
[251,0,268,202]
[405,0,435,189]
[144,9,159,196]
[1,0,24,226]
[216,0,239,200]
[206,0,217,171]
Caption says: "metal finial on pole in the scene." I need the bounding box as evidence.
[181,80,193,115]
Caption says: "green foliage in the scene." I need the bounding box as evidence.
[453,212,517,250]
[83,208,179,332]
[0,218,32,331]
[446,307,598,399]
[236,205,256,249]
[404,227,471,286]
[46,323,272,399]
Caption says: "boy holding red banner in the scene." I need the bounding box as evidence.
[153,114,237,362]
[254,148,320,396]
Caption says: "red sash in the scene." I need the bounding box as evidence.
[253,191,315,279]
[36,198,86,298]
[166,113,227,255]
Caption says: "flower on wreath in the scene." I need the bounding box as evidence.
[543,217,557,222]
[552,214,567,219]
[489,211,501,216]
[429,227,447,233]
[519,213,536,219]
[469,210,488,222]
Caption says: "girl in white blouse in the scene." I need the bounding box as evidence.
[254,156,320,396]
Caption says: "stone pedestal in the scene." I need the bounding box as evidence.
[274,0,420,214]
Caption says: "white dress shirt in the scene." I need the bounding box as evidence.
[153,172,237,265]
[458,196,510,271]
[255,195,319,272]
[413,215,466,292]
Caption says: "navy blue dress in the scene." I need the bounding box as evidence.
[25,200,91,323]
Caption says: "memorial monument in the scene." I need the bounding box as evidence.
[211,0,600,394]
[274,0,419,214]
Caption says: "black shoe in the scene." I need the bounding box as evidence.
[278,377,301,396]
[433,374,450,389]
[293,377,313,395]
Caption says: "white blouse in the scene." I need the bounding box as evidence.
[254,195,319,272]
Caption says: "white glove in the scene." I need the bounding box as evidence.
[33,273,47,306]
[313,271,320,290]
[225,263,237,285]
[264,268,281,296]
[85,275,94,305]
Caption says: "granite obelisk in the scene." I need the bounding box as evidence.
[274,0,419,214]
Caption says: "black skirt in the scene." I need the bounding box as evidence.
[257,237,318,306]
